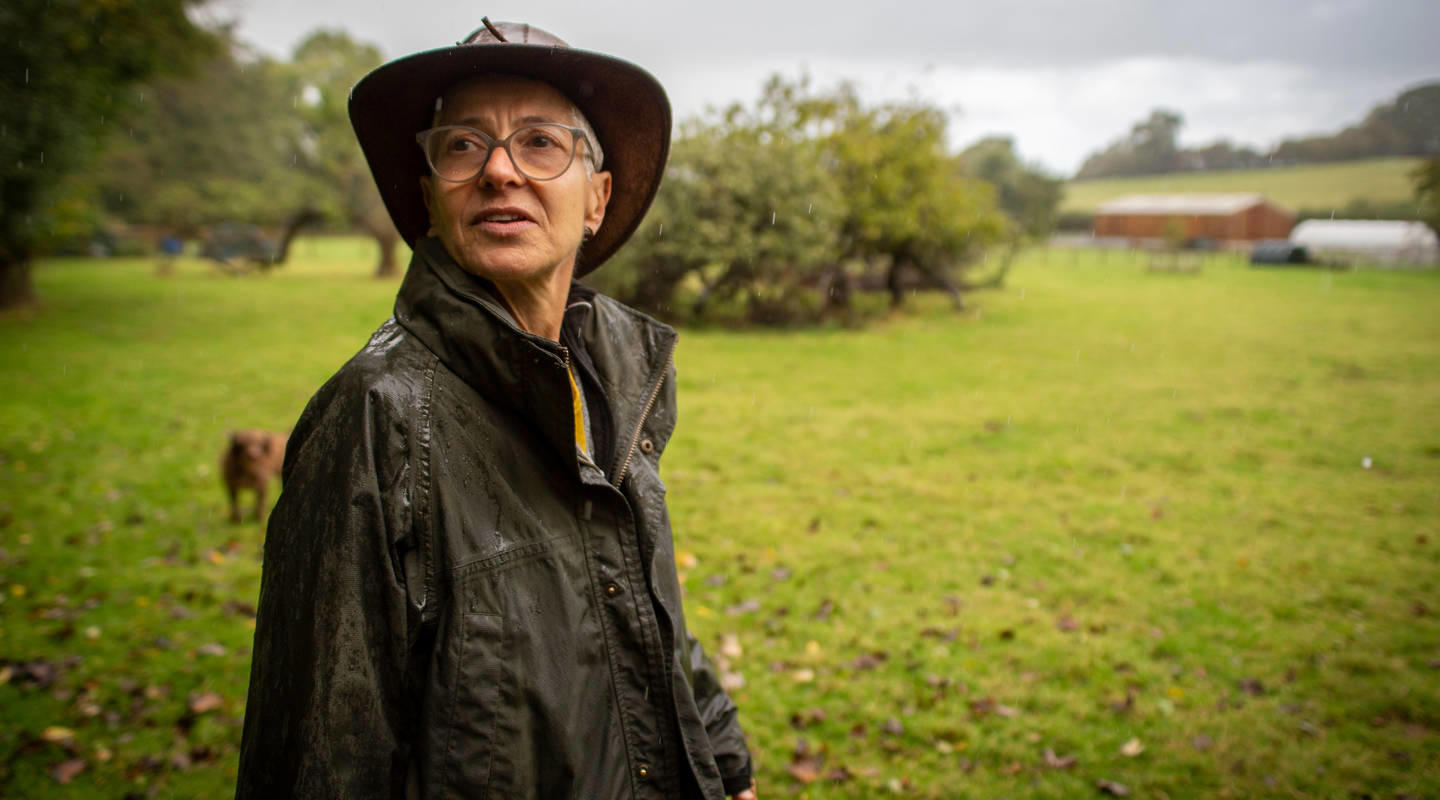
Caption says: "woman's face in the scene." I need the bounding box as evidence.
[420,76,611,287]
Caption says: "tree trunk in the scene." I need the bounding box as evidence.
[0,255,36,310]
[886,259,906,309]
[270,208,323,267]
[372,227,400,279]
[913,261,964,310]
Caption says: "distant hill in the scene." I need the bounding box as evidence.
[1062,157,1423,215]
[1073,83,1439,180]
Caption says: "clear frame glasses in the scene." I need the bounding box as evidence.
[415,123,592,183]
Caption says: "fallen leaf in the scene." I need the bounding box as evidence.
[675,551,698,570]
[1096,778,1130,796]
[205,550,225,565]
[789,708,827,729]
[1044,748,1077,769]
[719,671,746,692]
[718,633,743,661]
[770,566,792,581]
[880,717,905,736]
[791,669,815,684]
[1119,737,1144,757]
[188,691,223,714]
[824,766,854,783]
[197,643,228,658]
[1238,678,1265,696]
[51,759,86,784]
[812,599,836,621]
[787,738,825,784]
[725,599,761,616]
[971,697,1020,718]
[851,651,887,670]
[1192,734,1214,751]
[1056,614,1081,632]
[41,726,76,743]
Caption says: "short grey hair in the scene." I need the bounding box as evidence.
[571,105,604,176]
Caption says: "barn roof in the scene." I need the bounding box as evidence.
[1096,193,1277,216]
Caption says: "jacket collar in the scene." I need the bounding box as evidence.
[393,237,677,476]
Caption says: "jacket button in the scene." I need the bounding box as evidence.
[639,438,654,454]
[637,764,650,779]
[606,583,621,597]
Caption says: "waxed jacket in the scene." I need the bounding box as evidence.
[236,237,752,799]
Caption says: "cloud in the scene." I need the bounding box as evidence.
[224,0,1439,175]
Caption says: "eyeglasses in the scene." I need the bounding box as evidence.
[415,123,593,183]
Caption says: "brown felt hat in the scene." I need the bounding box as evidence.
[348,20,671,277]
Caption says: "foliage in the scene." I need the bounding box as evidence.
[596,75,1009,323]
[959,137,1064,240]
[284,31,398,276]
[595,116,843,321]
[1273,82,1440,164]
[0,0,215,307]
[1074,109,1185,179]
[1413,156,1440,235]
[3,243,1439,797]
[88,30,314,234]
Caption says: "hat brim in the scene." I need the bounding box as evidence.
[349,43,671,277]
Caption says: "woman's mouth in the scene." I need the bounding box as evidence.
[472,209,535,235]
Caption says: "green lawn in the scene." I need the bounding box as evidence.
[1062,157,1424,214]
[2,240,1438,798]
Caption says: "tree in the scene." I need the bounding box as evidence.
[1414,156,1440,236]
[959,136,1063,240]
[816,91,1008,308]
[1273,82,1440,164]
[91,28,315,234]
[593,109,843,322]
[1074,109,1184,179]
[286,31,398,278]
[0,0,214,308]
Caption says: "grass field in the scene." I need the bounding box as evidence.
[2,239,1438,798]
[1061,157,1424,215]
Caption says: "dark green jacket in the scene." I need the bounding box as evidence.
[236,238,752,799]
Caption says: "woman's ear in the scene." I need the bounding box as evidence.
[584,169,612,236]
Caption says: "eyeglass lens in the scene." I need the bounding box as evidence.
[424,124,577,182]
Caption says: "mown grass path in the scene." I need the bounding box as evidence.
[2,241,1437,797]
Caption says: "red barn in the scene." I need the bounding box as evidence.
[1093,194,1294,243]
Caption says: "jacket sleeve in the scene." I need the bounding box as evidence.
[687,631,753,795]
[235,376,423,799]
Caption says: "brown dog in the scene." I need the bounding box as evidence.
[221,429,287,523]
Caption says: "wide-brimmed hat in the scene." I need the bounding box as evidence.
[349,20,672,277]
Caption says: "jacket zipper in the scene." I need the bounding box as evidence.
[613,340,676,487]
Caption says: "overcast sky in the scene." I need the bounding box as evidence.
[215,0,1439,175]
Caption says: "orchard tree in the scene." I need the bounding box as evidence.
[595,112,843,322]
[959,136,1063,240]
[92,29,314,233]
[287,30,399,278]
[0,0,214,308]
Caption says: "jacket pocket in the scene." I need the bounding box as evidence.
[442,611,504,797]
